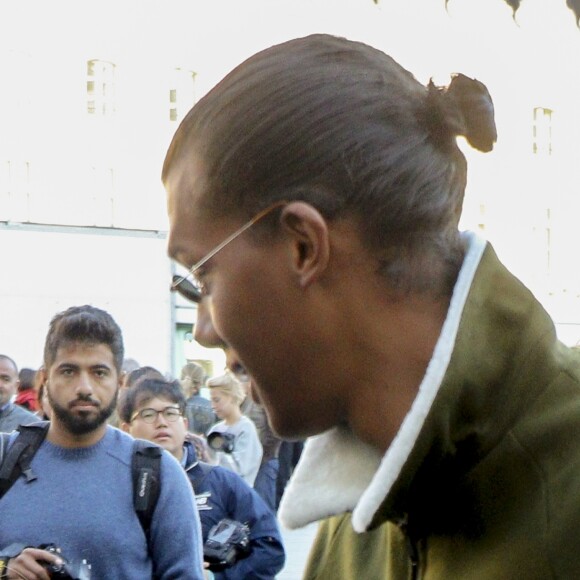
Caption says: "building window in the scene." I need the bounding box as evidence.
[532,107,553,156]
[87,59,116,116]
[169,68,196,122]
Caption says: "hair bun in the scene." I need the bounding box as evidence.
[426,73,497,153]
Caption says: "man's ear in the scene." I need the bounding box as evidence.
[280,202,330,288]
[36,368,47,388]
[120,422,131,434]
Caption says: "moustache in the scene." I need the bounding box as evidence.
[69,396,99,408]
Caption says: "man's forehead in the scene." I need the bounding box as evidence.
[52,342,115,366]
[165,150,209,220]
[0,358,17,375]
[165,154,214,263]
[135,395,176,410]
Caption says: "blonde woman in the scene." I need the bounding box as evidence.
[207,372,263,486]
[180,362,217,435]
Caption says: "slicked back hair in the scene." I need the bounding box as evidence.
[163,34,499,295]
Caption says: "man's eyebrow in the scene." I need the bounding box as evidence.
[55,363,112,371]
[55,362,79,370]
[91,364,113,370]
[169,237,205,268]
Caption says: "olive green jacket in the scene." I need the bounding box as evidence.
[279,234,580,579]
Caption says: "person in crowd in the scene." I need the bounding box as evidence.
[173,280,292,512]
[120,376,285,580]
[229,354,281,512]
[121,357,140,388]
[110,364,164,427]
[125,365,165,388]
[0,355,38,432]
[227,350,299,513]
[181,361,217,435]
[14,367,39,413]
[162,33,580,578]
[275,439,304,510]
[0,305,204,578]
[206,373,262,487]
[35,379,52,420]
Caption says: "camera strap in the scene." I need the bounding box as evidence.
[132,440,162,548]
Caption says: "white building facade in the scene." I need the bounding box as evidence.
[2,0,580,375]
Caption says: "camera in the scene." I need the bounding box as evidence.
[207,431,236,453]
[39,544,92,580]
[203,519,251,571]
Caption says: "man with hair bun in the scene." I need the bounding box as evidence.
[164,34,580,578]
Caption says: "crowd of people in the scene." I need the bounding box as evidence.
[0,307,204,579]
[0,305,293,579]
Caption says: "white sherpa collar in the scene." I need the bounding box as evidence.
[278,232,487,532]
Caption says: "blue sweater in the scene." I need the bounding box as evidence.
[0,427,204,579]
[184,441,285,580]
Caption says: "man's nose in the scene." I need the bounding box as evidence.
[194,297,226,348]
[154,411,169,426]
[75,373,94,395]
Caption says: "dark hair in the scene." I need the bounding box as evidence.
[43,305,124,371]
[164,34,496,295]
[18,368,36,391]
[36,377,50,420]
[126,366,164,389]
[118,377,185,423]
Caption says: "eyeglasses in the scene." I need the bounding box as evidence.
[170,200,288,303]
[130,406,183,424]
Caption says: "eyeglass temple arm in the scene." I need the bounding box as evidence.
[172,200,288,288]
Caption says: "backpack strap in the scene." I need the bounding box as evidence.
[132,439,162,546]
[0,432,11,465]
[0,421,49,499]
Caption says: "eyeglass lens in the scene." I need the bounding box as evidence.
[171,275,202,304]
[138,407,182,423]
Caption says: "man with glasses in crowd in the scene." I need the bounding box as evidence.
[120,376,285,580]
[0,305,204,579]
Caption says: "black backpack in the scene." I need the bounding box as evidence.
[0,422,161,545]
